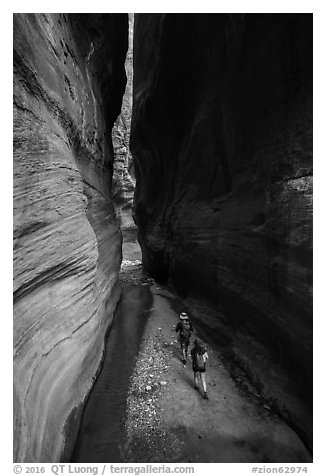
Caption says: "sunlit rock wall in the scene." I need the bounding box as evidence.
[13,13,128,462]
[112,14,135,231]
[131,13,312,448]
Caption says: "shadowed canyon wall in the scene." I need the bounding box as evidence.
[131,14,312,448]
[13,13,128,462]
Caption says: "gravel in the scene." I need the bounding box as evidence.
[124,326,184,461]
[119,259,184,461]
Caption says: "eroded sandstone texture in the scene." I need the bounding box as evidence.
[131,14,312,449]
[112,14,136,231]
[13,13,128,462]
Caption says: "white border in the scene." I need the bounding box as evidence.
[3,3,323,473]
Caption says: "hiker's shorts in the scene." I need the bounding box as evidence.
[193,364,206,373]
[180,337,190,348]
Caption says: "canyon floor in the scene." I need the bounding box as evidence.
[122,284,311,463]
[120,236,312,463]
[72,233,312,463]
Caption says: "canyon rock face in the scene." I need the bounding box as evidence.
[131,14,312,449]
[111,14,139,261]
[13,13,128,462]
[112,14,135,231]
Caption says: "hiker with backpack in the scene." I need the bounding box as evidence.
[175,312,193,365]
[191,339,209,399]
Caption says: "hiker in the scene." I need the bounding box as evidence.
[175,312,193,365]
[191,339,209,399]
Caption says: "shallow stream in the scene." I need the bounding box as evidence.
[71,280,152,462]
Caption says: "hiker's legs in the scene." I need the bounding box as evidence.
[200,372,207,393]
[180,340,188,363]
[194,371,199,389]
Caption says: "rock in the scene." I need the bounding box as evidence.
[159,381,167,386]
[131,13,312,450]
[145,386,152,391]
[13,13,128,463]
[112,14,135,225]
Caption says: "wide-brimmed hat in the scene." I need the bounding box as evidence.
[179,312,188,320]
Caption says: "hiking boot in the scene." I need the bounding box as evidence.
[182,359,187,365]
[203,392,208,399]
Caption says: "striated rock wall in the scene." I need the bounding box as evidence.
[112,13,135,215]
[112,14,135,230]
[13,13,128,462]
[131,14,312,448]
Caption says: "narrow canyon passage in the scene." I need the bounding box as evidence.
[69,260,311,463]
[13,13,312,463]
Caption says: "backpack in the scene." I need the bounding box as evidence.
[180,320,191,339]
[197,342,207,354]
[195,350,206,371]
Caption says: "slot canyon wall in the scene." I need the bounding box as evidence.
[13,13,128,462]
[112,14,136,231]
[131,14,313,448]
